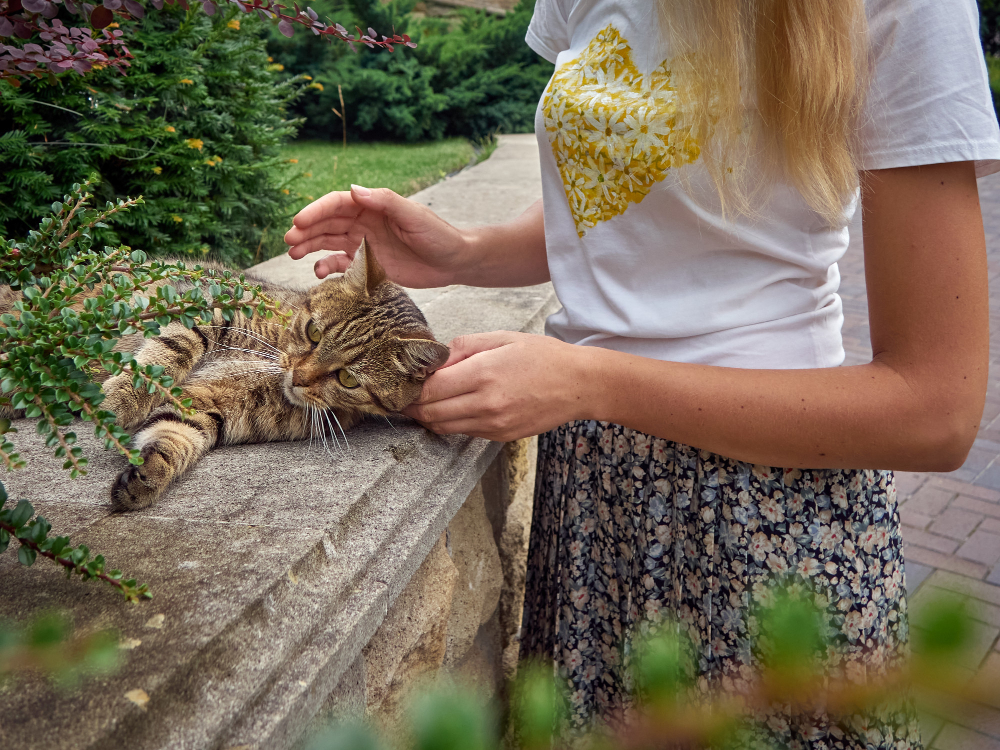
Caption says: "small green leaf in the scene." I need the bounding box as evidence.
[17,545,37,566]
[10,499,34,529]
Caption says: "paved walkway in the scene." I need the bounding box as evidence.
[841,175,1000,749]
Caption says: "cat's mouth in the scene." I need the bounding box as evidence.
[282,373,312,408]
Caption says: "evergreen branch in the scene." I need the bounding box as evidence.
[33,394,86,475]
[0,491,152,603]
[73,397,135,459]
[58,196,143,251]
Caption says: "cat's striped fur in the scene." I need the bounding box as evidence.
[10,240,449,510]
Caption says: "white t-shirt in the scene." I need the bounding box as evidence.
[526,0,1000,369]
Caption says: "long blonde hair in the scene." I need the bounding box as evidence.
[659,0,870,225]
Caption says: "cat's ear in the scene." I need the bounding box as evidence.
[343,236,387,296]
[400,338,450,378]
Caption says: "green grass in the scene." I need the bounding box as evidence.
[280,138,476,213]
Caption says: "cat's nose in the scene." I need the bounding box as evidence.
[291,370,308,388]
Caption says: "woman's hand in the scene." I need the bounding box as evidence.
[402,331,595,441]
[284,185,469,288]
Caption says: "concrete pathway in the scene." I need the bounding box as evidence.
[840,175,1000,750]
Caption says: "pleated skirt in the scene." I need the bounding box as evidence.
[521,420,922,749]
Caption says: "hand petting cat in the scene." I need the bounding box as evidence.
[286,186,550,289]
[287,186,568,442]
[400,331,592,442]
[285,184,471,289]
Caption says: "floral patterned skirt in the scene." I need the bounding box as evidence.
[521,420,922,749]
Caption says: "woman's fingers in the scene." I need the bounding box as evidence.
[285,217,357,250]
[405,392,484,426]
[286,233,361,258]
[314,253,351,278]
[290,190,362,231]
[349,185,432,233]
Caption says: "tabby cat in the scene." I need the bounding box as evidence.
[96,239,449,510]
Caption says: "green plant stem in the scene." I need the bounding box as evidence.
[0,517,150,602]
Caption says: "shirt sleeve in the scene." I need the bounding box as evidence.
[526,0,571,64]
[858,0,1000,177]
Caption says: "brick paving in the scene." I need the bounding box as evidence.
[841,174,1000,748]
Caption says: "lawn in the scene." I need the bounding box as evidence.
[280,138,476,212]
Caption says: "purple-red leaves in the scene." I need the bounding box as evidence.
[89,5,113,28]
[0,0,414,83]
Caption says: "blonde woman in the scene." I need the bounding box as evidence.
[286,0,1000,744]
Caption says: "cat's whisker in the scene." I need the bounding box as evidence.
[321,409,342,452]
[309,406,317,451]
[200,325,283,356]
[211,345,280,361]
[330,411,350,450]
[383,415,398,432]
[316,407,335,455]
[211,360,284,370]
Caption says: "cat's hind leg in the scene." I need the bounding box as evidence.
[110,407,222,511]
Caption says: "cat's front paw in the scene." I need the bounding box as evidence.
[102,374,155,431]
[110,453,171,511]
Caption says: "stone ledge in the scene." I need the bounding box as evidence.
[0,135,553,749]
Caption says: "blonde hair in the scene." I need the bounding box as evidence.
[659,0,870,225]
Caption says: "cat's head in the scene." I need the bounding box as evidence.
[280,238,450,416]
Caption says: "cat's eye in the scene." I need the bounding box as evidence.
[337,369,359,389]
[306,320,322,344]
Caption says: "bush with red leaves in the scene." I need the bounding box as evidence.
[0,0,414,83]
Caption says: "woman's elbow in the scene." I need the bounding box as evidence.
[905,398,983,473]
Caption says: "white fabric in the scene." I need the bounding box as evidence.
[526,0,1000,369]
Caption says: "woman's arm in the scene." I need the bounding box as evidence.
[406,161,989,472]
[284,187,549,288]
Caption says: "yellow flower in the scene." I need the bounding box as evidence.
[267,63,284,72]
[205,159,217,167]
[281,189,290,195]
[200,246,210,255]
[303,172,312,178]
[267,56,273,62]
[179,78,194,85]
[165,125,176,133]
[91,63,105,71]
[302,75,312,81]
[306,195,314,201]
[172,215,183,223]
[287,158,298,164]
[227,19,240,29]
[308,82,324,91]
[107,22,119,28]
[213,155,223,162]
[186,138,204,150]
[152,166,163,174]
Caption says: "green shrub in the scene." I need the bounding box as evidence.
[0,5,305,266]
[268,0,553,142]
[987,54,1000,117]
[981,0,1000,56]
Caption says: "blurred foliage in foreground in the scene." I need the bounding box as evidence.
[303,587,999,750]
[2,579,996,747]
[0,612,119,688]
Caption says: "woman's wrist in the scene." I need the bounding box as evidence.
[449,201,549,288]
[564,342,618,425]
[450,225,494,287]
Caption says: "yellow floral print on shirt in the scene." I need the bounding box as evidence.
[543,25,701,237]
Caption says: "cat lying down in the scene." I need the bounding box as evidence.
[102,239,449,511]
